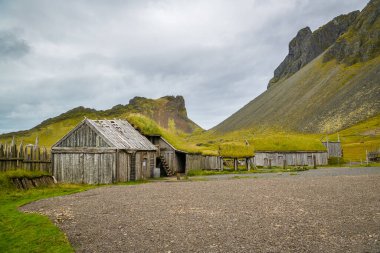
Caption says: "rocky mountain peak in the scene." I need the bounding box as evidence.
[324,0,380,64]
[268,10,359,88]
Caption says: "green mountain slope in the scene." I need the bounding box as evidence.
[0,96,201,147]
[329,114,380,162]
[213,0,380,134]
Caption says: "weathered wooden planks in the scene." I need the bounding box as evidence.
[56,123,110,148]
[186,155,223,172]
[254,151,328,166]
[52,119,157,184]
[322,141,343,157]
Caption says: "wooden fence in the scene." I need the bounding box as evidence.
[0,137,52,173]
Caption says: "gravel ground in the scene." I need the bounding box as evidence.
[21,167,380,253]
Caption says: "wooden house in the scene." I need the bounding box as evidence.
[146,135,223,175]
[254,150,328,167]
[52,119,157,184]
[146,135,186,176]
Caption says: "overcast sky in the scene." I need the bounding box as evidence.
[0,0,368,133]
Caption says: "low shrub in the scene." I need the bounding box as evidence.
[328,157,345,165]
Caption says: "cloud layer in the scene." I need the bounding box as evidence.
[0,0,368,133]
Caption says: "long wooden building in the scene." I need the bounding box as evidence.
[254,150,328,167]
[52,119,157,184]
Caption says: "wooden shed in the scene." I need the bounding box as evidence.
[254,151,328,167]
[146,135,223,175]
[322,141,343,157]
[52,119,157,184]
[146,135,187,176]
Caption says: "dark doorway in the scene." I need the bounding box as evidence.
[176,151,186,173]
[156,157,168,177]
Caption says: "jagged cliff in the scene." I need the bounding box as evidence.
[214,0,380,133]
[268,11,359,88]
[324,0,380,64]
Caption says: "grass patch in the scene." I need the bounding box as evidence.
[0,185,95,252]
[0,170,96,252]
[328,157,346,165]
[329,114,380,162]
[219,144,254,158]
[114,179,149,186]
[187,166,310,177]
[186,169,249,177]
[0,169,152,253]
[231,175,257,179]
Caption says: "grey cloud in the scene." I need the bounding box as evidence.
[0,30,29,60]
[0,0,369,133]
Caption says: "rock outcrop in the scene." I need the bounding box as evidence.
[127,95,199,133]
[268,11,359,88]
[324,0,380,65]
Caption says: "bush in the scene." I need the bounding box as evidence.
[328,157,345,165]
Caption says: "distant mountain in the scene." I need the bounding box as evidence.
[213,0,380,134]
[0,96,201,146]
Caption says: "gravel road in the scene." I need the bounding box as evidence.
[21,167,380,252]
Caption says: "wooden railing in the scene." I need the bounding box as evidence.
[0,137,51,173]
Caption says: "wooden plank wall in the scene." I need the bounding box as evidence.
[254,152,328,166]
[118,151,130,182]
[57,124,109,147]
[186,155,223,172]
[0,139,51,173]
[53,152,116,184]
[322,142,342,157]
[133,151,156,180]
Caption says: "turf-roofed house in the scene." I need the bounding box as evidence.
[52,119,157,184]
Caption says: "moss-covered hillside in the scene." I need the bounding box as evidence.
[128,114,326,158]
[0,96,201,147]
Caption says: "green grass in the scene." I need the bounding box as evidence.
[329,114,380,161]
[0,186,94,252]
[186,166,310,177]
[0,169,153,253]
[0,170,95,252]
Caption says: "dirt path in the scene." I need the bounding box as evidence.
[21,168,380,252]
